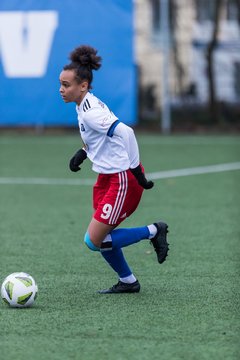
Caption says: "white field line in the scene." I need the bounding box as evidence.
[147,162,240,180]
[138,138,240,146]
[0,177,95,186]
[0,136,239,146]
[0,162,239,186]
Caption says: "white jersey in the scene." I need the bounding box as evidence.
[76,92,139,174]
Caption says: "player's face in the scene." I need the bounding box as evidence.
[59,70,88,105]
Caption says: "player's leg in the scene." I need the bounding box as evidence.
[102,221,169,264]
[99,248,140,294]
[86,218,114,248]
[85,218,140,293]
[85,173,140,292]
[85,218,135,279]
[87,169,159,250]
[84,171,169,293]
[94,170,169,264]
[86,217,157,248]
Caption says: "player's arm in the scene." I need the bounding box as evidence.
[112,122,154,190]
[69,147,87,172]
[69,107,109,172]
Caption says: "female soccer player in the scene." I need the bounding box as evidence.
[59,45,169,293]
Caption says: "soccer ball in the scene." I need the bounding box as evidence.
[1,272,38,308]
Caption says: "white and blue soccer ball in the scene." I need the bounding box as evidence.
[1,272,38,308]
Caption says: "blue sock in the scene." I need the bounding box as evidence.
[101,248,132,278]
[101,226,150,251]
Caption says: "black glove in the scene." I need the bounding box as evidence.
[69,148,87,172]
[130,165,154,190]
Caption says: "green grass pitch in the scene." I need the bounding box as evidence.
[0,134,239,360]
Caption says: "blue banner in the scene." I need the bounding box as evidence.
[0,0,136,126]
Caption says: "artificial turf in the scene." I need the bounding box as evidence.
[0,134,239,360]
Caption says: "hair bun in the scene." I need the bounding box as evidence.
[69,45,101,70]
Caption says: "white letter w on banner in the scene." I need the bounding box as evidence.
[0,11,58,77]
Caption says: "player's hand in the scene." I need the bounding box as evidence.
[69,148,87,172]
[130,165,154,190]
[136,174,154,189]
[138,176,154,189]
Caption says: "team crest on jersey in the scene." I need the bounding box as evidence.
[80,123,85,132]
[98,100,105,108]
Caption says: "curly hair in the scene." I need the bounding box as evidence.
[63,45,102,88]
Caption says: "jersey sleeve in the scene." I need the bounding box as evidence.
[113,122,140,168]
[83,107,118,134]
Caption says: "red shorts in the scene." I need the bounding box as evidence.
[93,169,144,226]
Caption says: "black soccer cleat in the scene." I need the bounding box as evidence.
[150,221,169,264]
[98,280,140,294]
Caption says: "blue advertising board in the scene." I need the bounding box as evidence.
[0,0,136,126]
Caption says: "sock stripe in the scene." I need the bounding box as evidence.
[101,241,112,251]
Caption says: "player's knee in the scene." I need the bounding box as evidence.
[84,232,100,251]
